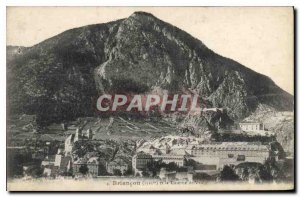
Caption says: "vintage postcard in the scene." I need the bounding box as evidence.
[6,7,294,191]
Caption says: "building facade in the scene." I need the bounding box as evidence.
[64,134,75,155]
[152,154,185,167]
[132,152,153,174]
[188,142,270,170]
[239,122,264,131]
[73,157,101,177]
[86,157,101,177]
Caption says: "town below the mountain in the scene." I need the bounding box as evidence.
[7,114,294,184]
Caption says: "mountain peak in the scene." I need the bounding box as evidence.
[130,11,156,18]
[7,11,293,127]
[127,11,159,23]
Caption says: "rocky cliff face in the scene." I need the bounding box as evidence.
[7,12,293,127]
[244,105,294,153]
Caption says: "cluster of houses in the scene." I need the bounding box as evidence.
[72,156,104,177]
[40,128,131,178]
[41,148,72,177]
[37,121,277,180]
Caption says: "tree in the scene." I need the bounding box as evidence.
[124,168,133,176]
[30,167,44,178]
[241,167,249,181]
[79,164,89,175]
[185,159,200,170]
[98,163,108,176]
[166,162,178,171]
[135,172,141,177]
[220,165,240,182]
[258,165,273,182]
[113,169,122,176]
[146,160,162,177]
[66,168,73,176]
[142,171,150,177]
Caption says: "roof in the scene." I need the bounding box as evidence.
[65,134,75,143]
[239,121,262,124]
[169,149,187,156]
[235,162,263,169]
[135,151,153,158]
[191,142,269,151]
[107,158,128,166]
[87,157,100,165]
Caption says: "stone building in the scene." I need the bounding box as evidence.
[188,142,270,170]
[64,128,94,155]
[132,152,153,175]
[73,157,101,177]
[64,133,76,155]
[132,149,187,176]
[152,154,185,167]
[239,121,264,131]
[86,157,101,177]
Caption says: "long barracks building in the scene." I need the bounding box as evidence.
[187,142,270,170]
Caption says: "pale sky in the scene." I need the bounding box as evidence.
[6,7,294,94]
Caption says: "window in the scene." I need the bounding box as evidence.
[228,154,234,158]
[237,155,245,161]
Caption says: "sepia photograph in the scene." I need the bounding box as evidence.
[6,6,295,191]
